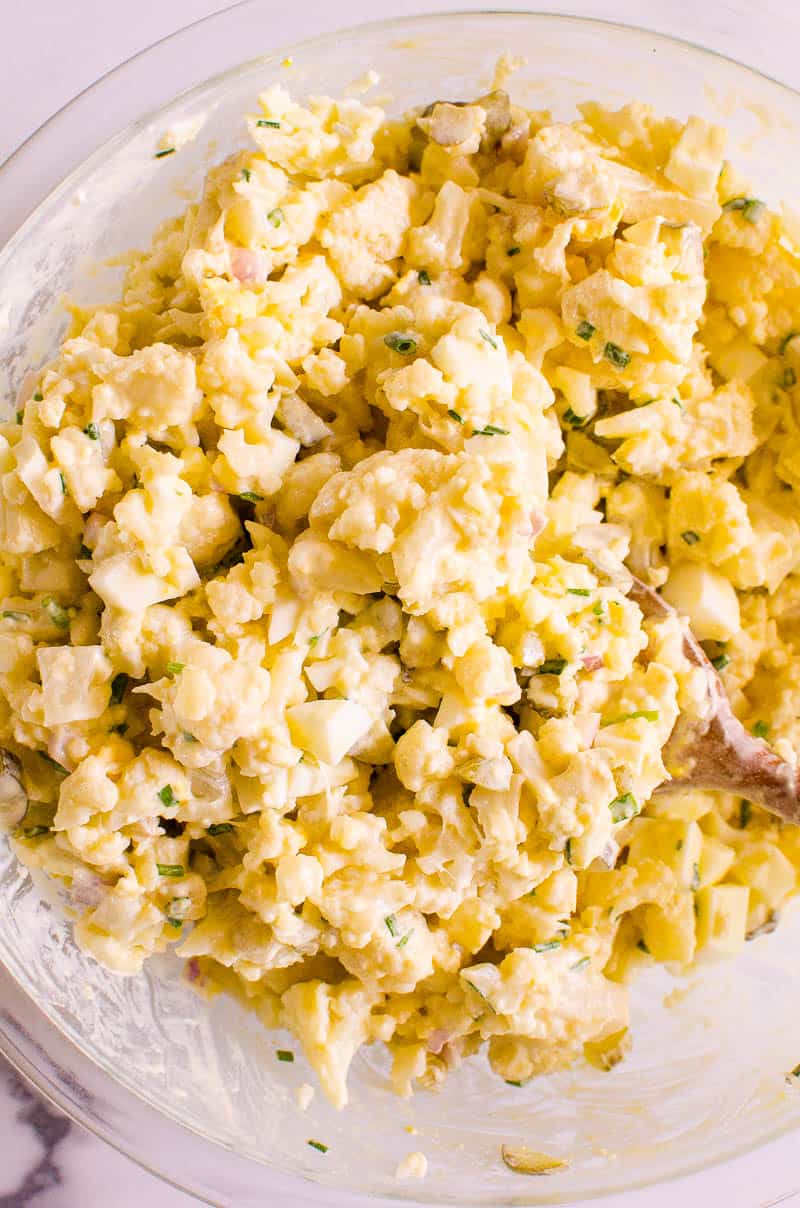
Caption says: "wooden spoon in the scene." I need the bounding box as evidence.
[629,577,800,824]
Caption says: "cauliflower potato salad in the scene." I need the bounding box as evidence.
[4,80,800,1111]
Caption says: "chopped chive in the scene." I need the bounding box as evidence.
[156,862,184,877]
[182,732,198,743]
[309,634,321,647]
[307,1140,328,1153]
[276,1049,295,1062]
[565,838,573,865]
[256,119,281,128]
[33,391,43,402]
[592,601,605,616]
[723,196,765,224]
[601,710,659,727]
[84,423,100,440]
[78,544,92,559]
[155,147,176,158]
[637,938,650,954]
[267,207,284,228]
[417,269,431,285]
[676,839,684,851]
[604,342,631,369]
[576,320,595,341]
[507,245,522,257]
[473,424,510,436]
[787,1063,800,1082]
[711,653,730,672]
[609,792,638,823]
[739,799,752,829]
[780,331,799,355]
[563,407,587,427]
[241,167,252,182]
[672,397,684,410]
[532,940,561,953]
[448,409,464,423]
[2,610,29,622]
[753,720,769,738]
[505,1079,524,1086]
[157,785,178,809]
[15,410,23,424]
[22,825,50,838]
[40,753,68,775]
[42,596,69,629]
[385,914,399,937]
[690,862,701,892]
[110,673,129,704]
[58,472,67,495]
[397,930,412,948]
[536,658,567,676]
[166,917,183,930]
[239,491,263,502]
[783,368,797,389]
[479,328,499,350]
[571,956,590,970]
[166,661,185,676]
[463,978,492,1003]
[384,331,417,355]
[208,823,234,835]
[567,588,591,596]
[681,530,700,545]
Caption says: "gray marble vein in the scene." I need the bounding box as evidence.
[0,1056,197,1207]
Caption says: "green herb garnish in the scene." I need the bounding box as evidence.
[157,785,178,809]
[267,207,284,228]
[576,320,595,341]
[276,1050,295,1062]
[241,167,252,182]
[256,119,281,128]
[84,423,100,440]
[166,661,185,676]
[604,342,630,368]
[156,863,184,877]
[40,753,68,775]
[385,914,399,937]
[690,862,701,892]
[711,653,730,672]
[239,491,264,502]
[2,611,29,622]
[565,838,573,865]
[507,245,522,257]
[166,917,183,930]
[33,391,43,402]
[780,331,799,355]
[753,719,769,738]
[42,596,69,629]
[593,601,605,616]
[15,410,23,424]
[479,329,499,350]
[610,792,638,823]
[448,409,464,423]
[22,825,50,838]
[473,424,510,436]
[601,710,659,727]
[681,530,700,545]
[505,1079,524,1086]
[307,1140,328,1154]
[384,331,417,355]
[155,147,176,158]
[533,940,561,953]
[418,269,431,285]
[567,588,591,597]
[397,931,412,948]
[58,472,67,495]
[571,956,590,971]
[637,938,650,954]
[110,673,129,704]
[563,407,587,427]
[208,823,234,836]
[739,799,752,829]
[723,196,765,223]
[536,658,567,676]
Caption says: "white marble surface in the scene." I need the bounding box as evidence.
[2,1,800,1205]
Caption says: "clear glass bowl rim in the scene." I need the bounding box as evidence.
[3,7,800,1206]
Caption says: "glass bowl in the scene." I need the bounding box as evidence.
[3,8,800,1206]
